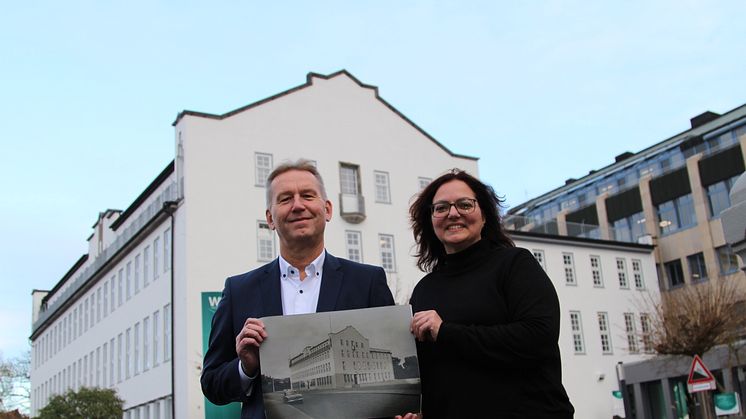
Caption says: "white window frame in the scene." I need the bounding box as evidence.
[418,177,432,191]
[143,316,150,372]
[532,249,546,270]
[378,234,396,273]
[345,230,363,263]
[563,252,576,285]
[617,258,629,289]
[255,152,273,187]
[624,313,639,353]
[632,259,645,289]
[569,311,585,354]
[256,220,276,262]
[374,170,391,204]
[164,228,171,272]
[597,312,612,354]
[340,164,361,195]
[640,313,653,353]
[590,255,604,287]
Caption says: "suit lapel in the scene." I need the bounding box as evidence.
[259,259,283,316]
[316,252,342,313]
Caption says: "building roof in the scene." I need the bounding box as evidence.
[509,102,746,214]
[509,229,654,253]
[172,69,478,161]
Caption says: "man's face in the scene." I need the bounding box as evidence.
[266,170,332,249]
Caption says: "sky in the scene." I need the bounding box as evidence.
[1,1,745,360]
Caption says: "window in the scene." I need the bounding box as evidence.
[716,245,740,275]
[109,276,116,314]
[96,287,102,323]
[164,228,171,272]
[706,175,739,218]
[164,304,172,361]
[126,262,132,301]
[84,298,89,333]
[631,259,645,289]
[154,237,161,280]
[142,318,150,368]
[613,212,647,243]
[340,164,361,195]
[418,177,432,191]
[590,255,603,287]
[256,221,275,262]
[616,258,629,289]
[640,313,653,353]
[532,250,546,270]
[374,171,391,203]
[345,231,363,263]
[624,313,638,353]
[117,269,123,307]
[657,194,696,235]
[153,310,160,366]
[687,252,708,282]
[143,246,150,287]
[109,338,115,387]
[126,328,131,379]
[103,282,109,317]
[569,311,585,354]
[597,312,612,354]
[134,254,141,294]
[563,253,576,285]
[665,259,685,288]
[378,234,396,272]
[255,152,273,186]
[134,322,141,375]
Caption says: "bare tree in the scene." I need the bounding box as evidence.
[642,280,746,357]
[0,351,30,415]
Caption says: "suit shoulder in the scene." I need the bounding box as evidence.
[226,259,278,284]
[335,257,384,274]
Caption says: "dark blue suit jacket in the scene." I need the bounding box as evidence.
[200,252,395,418]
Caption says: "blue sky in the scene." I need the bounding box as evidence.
[1,1,744,360]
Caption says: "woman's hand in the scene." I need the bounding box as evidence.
[411,310,443,342]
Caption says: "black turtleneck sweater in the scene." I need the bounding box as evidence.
[410,240,574,418]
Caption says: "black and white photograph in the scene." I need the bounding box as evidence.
[259,305,420,419]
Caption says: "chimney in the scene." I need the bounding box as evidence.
[690,111,721,129]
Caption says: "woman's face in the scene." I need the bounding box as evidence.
[431,180,485,254]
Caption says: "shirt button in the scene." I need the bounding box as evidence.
[299,290,304,294]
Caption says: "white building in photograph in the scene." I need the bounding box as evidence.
[30,70,662,419]
[289,325,395,390]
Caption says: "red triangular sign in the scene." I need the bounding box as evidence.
[688,355,715,384]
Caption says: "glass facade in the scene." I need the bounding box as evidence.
[613,211,647,242]
[706,175,740,218]
[657,194,696,235]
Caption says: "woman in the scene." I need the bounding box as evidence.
[400,170,574,418]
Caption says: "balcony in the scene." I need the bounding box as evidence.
[339,193,366,224]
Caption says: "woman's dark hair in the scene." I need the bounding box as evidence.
[410,169,514,272]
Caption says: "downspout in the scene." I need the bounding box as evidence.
[164,200,178,418]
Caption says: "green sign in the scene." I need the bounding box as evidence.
[714,392,740,415]
[202,292,242,419]
[612,390,623,399]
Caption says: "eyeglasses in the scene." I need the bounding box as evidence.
[431,198,478,218]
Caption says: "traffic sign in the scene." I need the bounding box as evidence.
[687,354,716,393]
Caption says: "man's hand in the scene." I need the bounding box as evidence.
[395,413,422,419]
[235,318,267,376]
[411,310,443,342]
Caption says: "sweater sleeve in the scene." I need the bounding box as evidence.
[435,249,561,367]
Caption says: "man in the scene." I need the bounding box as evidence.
[201,159,395,418]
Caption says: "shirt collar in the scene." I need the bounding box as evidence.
[278,250,326,280]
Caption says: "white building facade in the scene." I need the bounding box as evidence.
[30,70,662,419]
[512,231,660,419]
[30,70,477,418]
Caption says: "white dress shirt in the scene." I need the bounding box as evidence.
[239,250,327,389]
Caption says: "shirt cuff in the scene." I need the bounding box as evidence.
[238,361,258,396]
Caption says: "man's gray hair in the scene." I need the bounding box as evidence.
[265,159,328,208]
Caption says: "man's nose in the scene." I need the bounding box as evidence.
[290,195,306,210]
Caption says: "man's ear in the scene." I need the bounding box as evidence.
[324,200,333,222]
[266,209,275,229]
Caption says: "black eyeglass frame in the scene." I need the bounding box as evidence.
[430,198,479,218]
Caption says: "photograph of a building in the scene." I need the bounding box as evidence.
[259,305,419,419]
[288,325,396,390]
[29,69,676,419]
